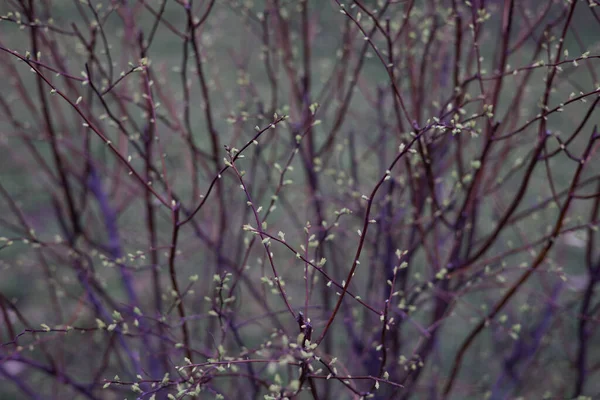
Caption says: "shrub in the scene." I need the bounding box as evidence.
[1,0,599,399]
